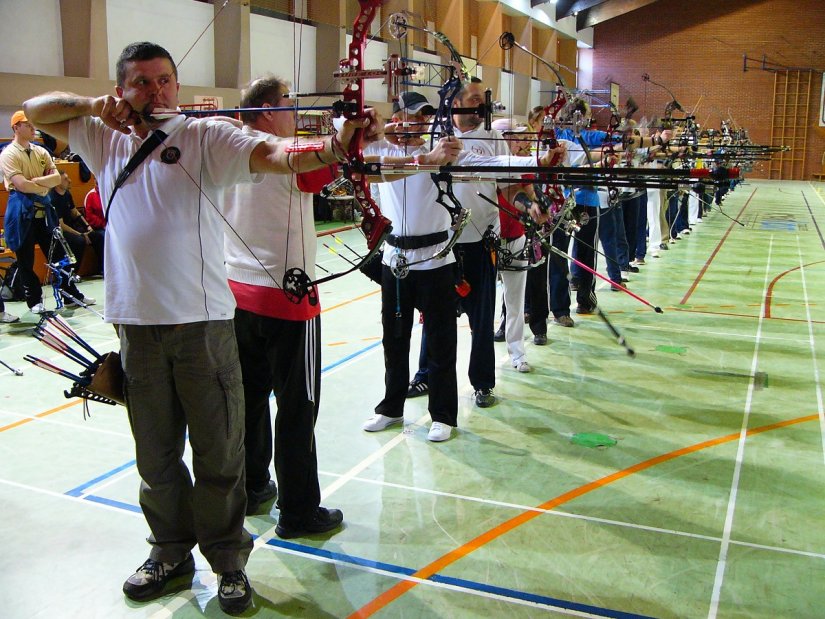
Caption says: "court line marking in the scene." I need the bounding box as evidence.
[0,399,81,433]
[317,472,825,560]
[349,415,819,618]
[764,260,825,318]
[680,187,757,305]
[796,238,825,465]
[0,409,132,438]
[707,236,772,619]
[3,412,819,617]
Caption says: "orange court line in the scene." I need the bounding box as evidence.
[764,260,825,318]
[0,399,82,433]
[321,289,380,314]
[349,413,819,618]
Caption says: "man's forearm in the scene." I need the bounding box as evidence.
[32,171,62,189]
[24,93,96,124]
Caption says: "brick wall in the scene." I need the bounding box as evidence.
[591,0,825,179]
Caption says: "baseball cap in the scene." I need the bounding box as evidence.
[491,118,528,134]
[10,110,28,128]
[393,92,436,115]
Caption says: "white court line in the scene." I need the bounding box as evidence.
[319,471,825,562]
[0,408,132,438]
[707,236,773,619]
[626,323,807,343]
[796,237,825,465]
[0,476,143,518]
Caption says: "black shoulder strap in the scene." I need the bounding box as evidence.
[104,129,168,220]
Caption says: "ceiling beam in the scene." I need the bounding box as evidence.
[576,0,661,29]
[550,0,610,21]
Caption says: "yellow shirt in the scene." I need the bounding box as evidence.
[0,141,55,196]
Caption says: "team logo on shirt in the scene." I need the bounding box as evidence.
[160,146,181,164]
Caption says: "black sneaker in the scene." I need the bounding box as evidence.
[493,325,505,342]
[473,388,496,408]
[406,379,429,398]
[533,334,548,346]
[627,265,640,273]
[246,479,278,515]
[122,554,195,601]
[276,507,344,539]
[575,304,595,315]
[218,569,252,615]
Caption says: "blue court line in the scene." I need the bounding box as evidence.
[63,493,653,618]
[64,459,136,496]
[321,339,383,373]
[263,538,655,619]
[83,494,142,513]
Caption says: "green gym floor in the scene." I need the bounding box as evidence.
[1,179,824,618]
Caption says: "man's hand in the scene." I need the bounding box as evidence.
[539,141,567,167]
[420,136,462,166]
[529,202,552,225]
[92,95,140,135]
[337,108,384,152]
[384,121,427,147]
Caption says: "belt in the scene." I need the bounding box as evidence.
[385,230,448,250]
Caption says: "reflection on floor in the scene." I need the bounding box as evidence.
[1,180,824,618]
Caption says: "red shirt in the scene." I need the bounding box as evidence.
[84,188,106,230]
[497,189,525,239]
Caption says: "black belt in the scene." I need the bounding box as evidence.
[385,230,448,250]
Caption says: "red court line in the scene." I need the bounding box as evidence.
[349,413,818,618]
[764,260,825,318]
[680,188,758,305]
[673,307,825,324]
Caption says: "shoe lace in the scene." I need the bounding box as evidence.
[137,559,163,580]
[220,570,247,595]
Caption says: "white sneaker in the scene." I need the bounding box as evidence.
[513,360,531,373]
[362,414,403,432]
[0,311,19,323]
[65,296,96,308]
[649,250,660,258]
[427,421,453,442]
[30,303,47,314]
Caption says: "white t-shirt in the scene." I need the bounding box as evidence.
[365,140,455,271]
[452,127,511,243]
[69,115,265,324]
[223,126,316,285]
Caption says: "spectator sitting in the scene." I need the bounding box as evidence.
[50,171,104,275]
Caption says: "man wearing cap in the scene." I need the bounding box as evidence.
[0,110,94,314]
[360,91,465,442]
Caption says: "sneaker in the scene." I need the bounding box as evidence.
[680,229,691,236]
[0,311,19,323]
[275,506,344,539]
[65,296,97,308]
[427,421,453,442]
[362,414,403,432]
[245,480,277,516]
[533,333,548,345]
[122,554,195,601]
[473,388,496,408]
[218,569,252,615]
[632,258,646,266]
[493,325,505,342]
[620,273,630,282]
[575,304,595,315]
[626,265,640,273]
[513,360,531,373]
[553,315,575,328]
[30,303,47,314]
[649,250,660,258]
[406,379,428,398]
[659,243,669,251]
